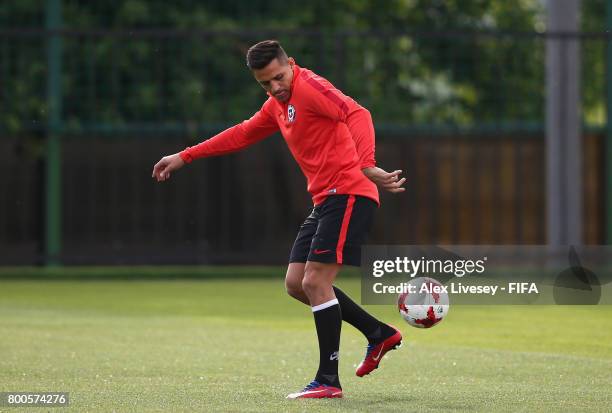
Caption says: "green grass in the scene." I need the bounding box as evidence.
[0,276,611,412]
[0,266,301,280]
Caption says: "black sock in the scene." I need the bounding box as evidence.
[312,298,342,388]
[333,286,395,345]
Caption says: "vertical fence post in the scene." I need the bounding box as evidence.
[545,0,582,246]
[45,0,62,265]
[607,0,612,243]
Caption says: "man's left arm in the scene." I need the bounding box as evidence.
[304,75,375,168]
[306,76,405,193]
[344,104,376,170]
[344,104,405,193]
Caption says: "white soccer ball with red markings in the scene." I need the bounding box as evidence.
[398,277,449,328]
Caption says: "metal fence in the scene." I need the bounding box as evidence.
[3,28,554,132]
[0,29,607,265]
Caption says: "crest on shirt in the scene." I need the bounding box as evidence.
[287,104,296,123]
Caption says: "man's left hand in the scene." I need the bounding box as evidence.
[362,167,406,194]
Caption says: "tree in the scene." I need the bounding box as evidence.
[1,0,547,136]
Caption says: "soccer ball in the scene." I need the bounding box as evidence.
[398,277,449,328]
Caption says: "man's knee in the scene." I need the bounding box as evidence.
[285,263,306,299]
[301,274,318,296]
[302,262,336,294]
[285,277,304,299]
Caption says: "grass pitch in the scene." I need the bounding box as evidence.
[1,272,611,412]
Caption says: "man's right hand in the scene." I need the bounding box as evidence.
[152,153,185,182]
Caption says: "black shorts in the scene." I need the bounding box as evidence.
[289,195,377,267]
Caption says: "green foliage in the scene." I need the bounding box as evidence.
[0,0,44,28]
[581,1,607,127]
[2,0,585,137]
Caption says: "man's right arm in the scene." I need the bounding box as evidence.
[180,100,279,163]
[152,99,278,182]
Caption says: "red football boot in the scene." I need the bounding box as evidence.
[355,326,402,377]
[286,380,343,399]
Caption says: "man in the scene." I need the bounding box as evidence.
[152,40,405,399]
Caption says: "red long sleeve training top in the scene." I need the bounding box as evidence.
[180,64,379,206]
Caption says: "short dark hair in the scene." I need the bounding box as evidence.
[246,40,288,70]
